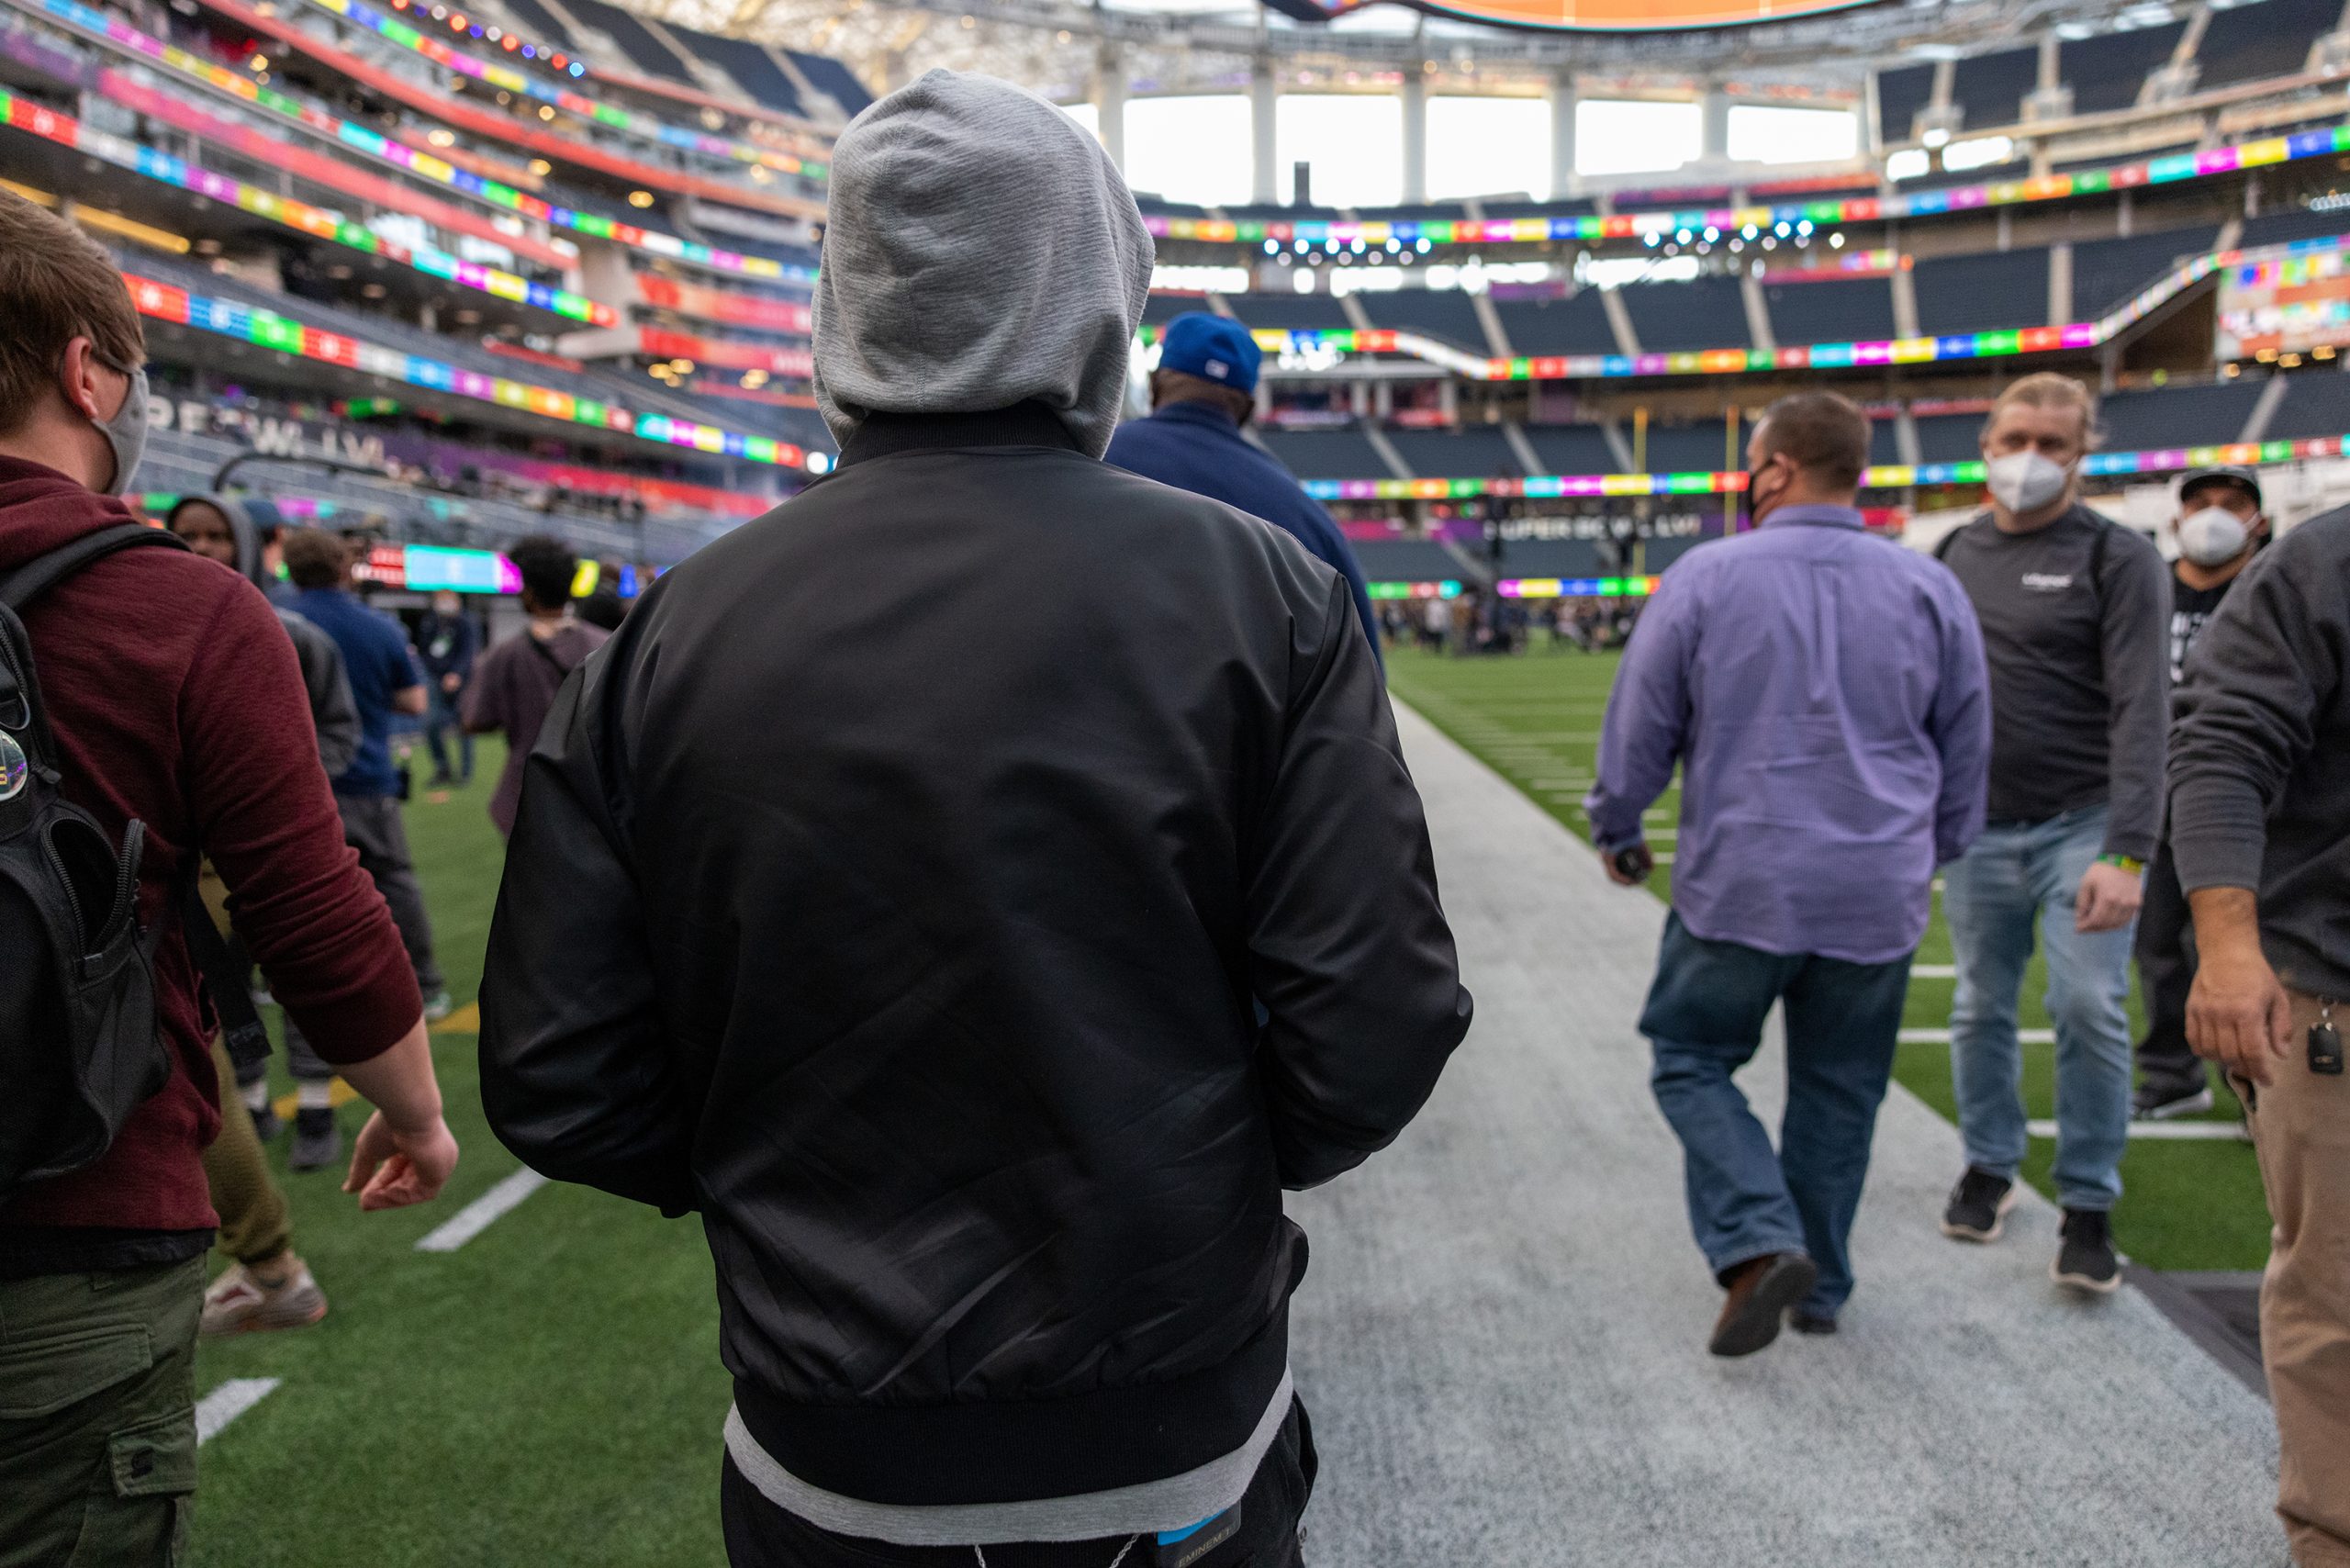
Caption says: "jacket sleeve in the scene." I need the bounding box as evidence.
[285,614,362,781]
[1247,572,1472,1191]
[2098,529,2172,861]
[2168,543,2339,895]
[477,650,696,1214]
[1583,566,1694,851]
[187,585,419,1064]
[1928,577,1993,865]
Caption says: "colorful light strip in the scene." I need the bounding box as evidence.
[25,0,814,282]
[311,0,825,179]
[0,88,614,325]
[124,270,820,470]
[1148,125,2350,252]
[1364,577,1661,599]
[636,274,811,333]
[1304,434,2350,500]
[640,327,811,377]
[1158,231,2350,384]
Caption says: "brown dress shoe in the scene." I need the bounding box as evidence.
[1709,1252,1820,1358]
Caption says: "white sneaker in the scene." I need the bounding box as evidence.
[201,1257,329,1338]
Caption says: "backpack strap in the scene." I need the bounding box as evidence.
[0,524,187,614]
[0,526,267,1065]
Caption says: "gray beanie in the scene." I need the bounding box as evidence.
[811,71,1154,459]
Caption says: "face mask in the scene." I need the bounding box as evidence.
[88,364,149,496]
[1743,461,1786,528]
[2177,505,2252,566]
[1985,449,2070,514]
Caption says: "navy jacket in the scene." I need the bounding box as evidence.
[1106,401,1382,666]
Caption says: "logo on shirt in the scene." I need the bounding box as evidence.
[0,731,23,802]
[2020,572,2076,593]
[1203,357,1232,382]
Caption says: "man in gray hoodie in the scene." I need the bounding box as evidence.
[479,70,1469,1568]
[2169,506,2350,1568]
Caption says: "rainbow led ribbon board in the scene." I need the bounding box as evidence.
[0,88,615,325]
[123,271,818,469]
[1366,577,1662,599]
[1304,435,2350,500]
[1146,126,2350,251]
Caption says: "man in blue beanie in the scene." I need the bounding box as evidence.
[1108,311,1381,663]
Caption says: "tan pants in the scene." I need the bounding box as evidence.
[2244,993,2350,1568]
[200,1036,292,1269]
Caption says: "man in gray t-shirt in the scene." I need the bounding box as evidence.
[1930,374,2169,1296]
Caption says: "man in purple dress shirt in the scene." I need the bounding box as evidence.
[1587,391,1992,1358]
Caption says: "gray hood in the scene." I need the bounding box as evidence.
[812,71,1153,460]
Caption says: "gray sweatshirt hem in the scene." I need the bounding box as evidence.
[721,1369,1292,1547]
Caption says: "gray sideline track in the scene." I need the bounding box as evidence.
[1284,701,2285,1567]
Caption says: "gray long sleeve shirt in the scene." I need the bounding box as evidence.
[1937,504,2170,859]
[2169,506,2350,1000]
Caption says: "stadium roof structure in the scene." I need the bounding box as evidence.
[631,0,2195,109]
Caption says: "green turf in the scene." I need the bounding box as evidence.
[1384,642,2272,1273]
[192,739,732,1567]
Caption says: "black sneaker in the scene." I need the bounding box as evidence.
[2053,1209,2122,1294]
[247,1102,283,1144]
[1786,1309,1838,1337]
[2132,1079,2214,1120]
[289,1106,342,1172]
[1941,1167,2020,1243]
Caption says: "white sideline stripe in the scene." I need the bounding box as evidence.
[1911,964,1958,980]
[196,1378,280,1444]
[414,1168,549,1253]
[2027,1118,2249,1141]
[1898,1027,2056,1044]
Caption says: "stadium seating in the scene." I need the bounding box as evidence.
[1525,425,1619,474]
[1912,411,1985,465]
[1386,427,1521,477]
[677,29,807,116]
[1352,538,1464,579]
[1259,427,1389,479]
[1874,62,1935,145]
[1494,539,1607,577]
[2195,0,2338,90]
[1361,289,1491,351]
[1912,250,2050,334]
[560,0,697,83]
[1227,294,1354,332]
[493,0,575,46]
[1357,203,1471,222]
[788,49,876,116]
[1639,423,1735,474]
[1494,292,1618,356]
[1481,197,1596,218]
[2070,226,2221,318]
[1619,275,1749,353]
[1951,45,2038,132]
[1762,277,1897,347]
[2058,23,2184,115]
[2100,380,2265,449]
[1143,293,1206,327]
[2237,207,2350,251]
[2264,368,2350,439]
[1869,414,1903,467]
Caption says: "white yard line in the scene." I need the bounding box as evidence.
[196,1378,281,1444]
[414,1168,549,1254]
[2027,1118,2250,1141]
[1898,1027,2056,1044]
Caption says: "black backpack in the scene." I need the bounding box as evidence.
[0,523,255,1201]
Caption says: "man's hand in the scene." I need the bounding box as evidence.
[2075,860,2143,933]
[2187,887,2295,1087]
[343,1112,460,1210]
[441,672,462,694]
[1604,841,1653,887]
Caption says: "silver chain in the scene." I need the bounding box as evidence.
[972,1535,1139,1568]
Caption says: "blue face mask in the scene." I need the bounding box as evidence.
[93,364,150,496]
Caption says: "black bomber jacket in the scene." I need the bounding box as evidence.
[478,403,1472,1507]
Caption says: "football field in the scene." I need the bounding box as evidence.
[187,657,2272,1562]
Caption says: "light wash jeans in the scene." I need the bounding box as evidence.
[1944,804,2136,1212]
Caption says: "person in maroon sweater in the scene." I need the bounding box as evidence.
[0,190,458,1567]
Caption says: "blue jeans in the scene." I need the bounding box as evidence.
[425,688,473,782]
[1943,804,2136,1211]
[1641,913,1912,1317]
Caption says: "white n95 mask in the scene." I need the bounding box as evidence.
[1985,450,2070,514]
[2177,506,2251,566]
